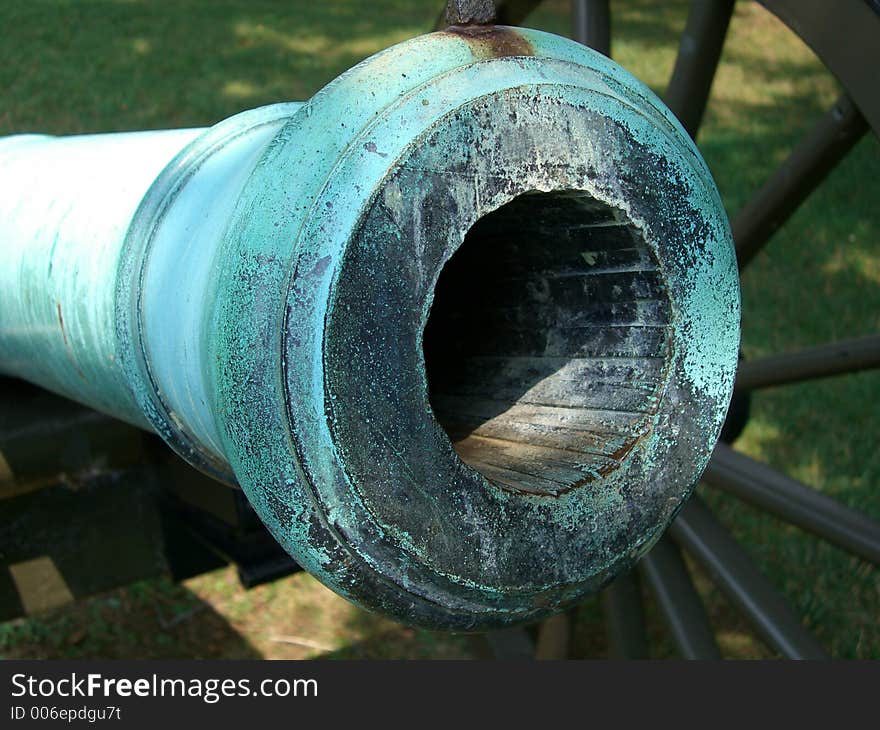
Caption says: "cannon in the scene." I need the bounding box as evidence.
[0,15,739,629]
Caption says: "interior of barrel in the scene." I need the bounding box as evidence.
[422,190,674,497]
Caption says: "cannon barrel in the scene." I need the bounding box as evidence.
[0,26,740,629]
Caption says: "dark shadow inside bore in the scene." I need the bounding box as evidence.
[422,190,673,496]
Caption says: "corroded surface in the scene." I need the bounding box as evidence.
[212,28,739,628]
[444,0,497,26]
[0,26,739,629]
[443,24,535,58]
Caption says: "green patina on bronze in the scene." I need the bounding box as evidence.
[210,27,739,628]
[0,26,739,629]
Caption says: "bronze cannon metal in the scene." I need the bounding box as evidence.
[0,18,739,629]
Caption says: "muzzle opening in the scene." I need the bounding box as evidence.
[423,190,673,496]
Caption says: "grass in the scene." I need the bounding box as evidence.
[1,0,877,659]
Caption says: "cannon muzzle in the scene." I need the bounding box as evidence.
[0,26,740,629]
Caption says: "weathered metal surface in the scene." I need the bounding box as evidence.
[444,0,497,26]
[435,0,543,30]
[0,27,739,629]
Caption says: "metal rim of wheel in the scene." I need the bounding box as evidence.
[436,0,880,659]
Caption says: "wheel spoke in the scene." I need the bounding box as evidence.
[601,570,649,659]
[735,335,880,391]
[757,0,880,133]
[494,0,544,25]
[535,611,572,659]
[704,443,880,565]
[639,537,722,659]
[664,0,735,138]
[572,0,611,56]
[670,496,827,659]
[484,627,536,659]
[733,95,868,270]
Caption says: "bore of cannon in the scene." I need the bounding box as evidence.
[0,25,740,629]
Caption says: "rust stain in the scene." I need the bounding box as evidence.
[56,302,86,380]
[442,25,534,58]
[597,437,639,477]
[595,425,656,479]
[56,302,69,347]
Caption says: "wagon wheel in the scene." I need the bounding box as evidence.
[437,0,880,659]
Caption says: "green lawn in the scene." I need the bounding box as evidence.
[1,0,877,659]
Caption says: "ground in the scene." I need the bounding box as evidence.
[0,0,877,659]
